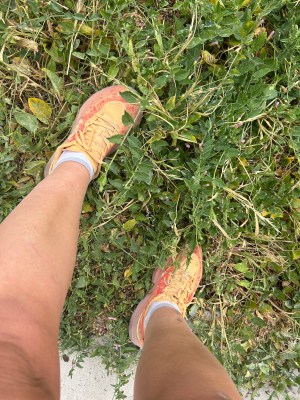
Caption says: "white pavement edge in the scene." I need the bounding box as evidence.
[60,354,299,400]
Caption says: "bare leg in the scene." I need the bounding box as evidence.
[134,308,241,400]
[0,84,142,400]
[0,162,90,400]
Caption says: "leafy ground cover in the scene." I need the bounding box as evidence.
[0,0,299,398]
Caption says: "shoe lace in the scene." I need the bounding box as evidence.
[75,112,119,163]
[162,268,195,312]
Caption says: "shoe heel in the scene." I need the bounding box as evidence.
[44,154,55,178]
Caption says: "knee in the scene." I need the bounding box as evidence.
[0,340,55,399]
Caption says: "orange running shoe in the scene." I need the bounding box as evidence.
[45,85,142,179]
[129,245,203,348]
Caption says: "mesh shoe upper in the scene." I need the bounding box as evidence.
[46,85,142,179]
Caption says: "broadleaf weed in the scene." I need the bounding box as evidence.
[0,0,299,398]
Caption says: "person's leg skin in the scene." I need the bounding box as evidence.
[0,85,142,400]
[134,308,241,400]
[0,163,90,400]
[130,247,241,400]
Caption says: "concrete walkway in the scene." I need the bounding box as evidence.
[60,354,298,400]
[61,354,134,400]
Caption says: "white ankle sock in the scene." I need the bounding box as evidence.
[144,301,181,328]
[54,151,94,181]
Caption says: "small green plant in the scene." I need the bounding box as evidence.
[0,1,299,399]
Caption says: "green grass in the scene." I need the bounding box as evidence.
[0,0,299,398]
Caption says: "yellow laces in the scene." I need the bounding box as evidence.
[75,112,119,163]
[162,268,195,312]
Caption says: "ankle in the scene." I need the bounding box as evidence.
[51,162,91,185]
[53,151,94,181]
[144,301,181,329]
[145,307,185,334]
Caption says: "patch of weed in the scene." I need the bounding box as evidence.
[0,1,299,398]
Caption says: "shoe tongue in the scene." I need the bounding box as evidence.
[100,101,127,130]
[74,101,126,135]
